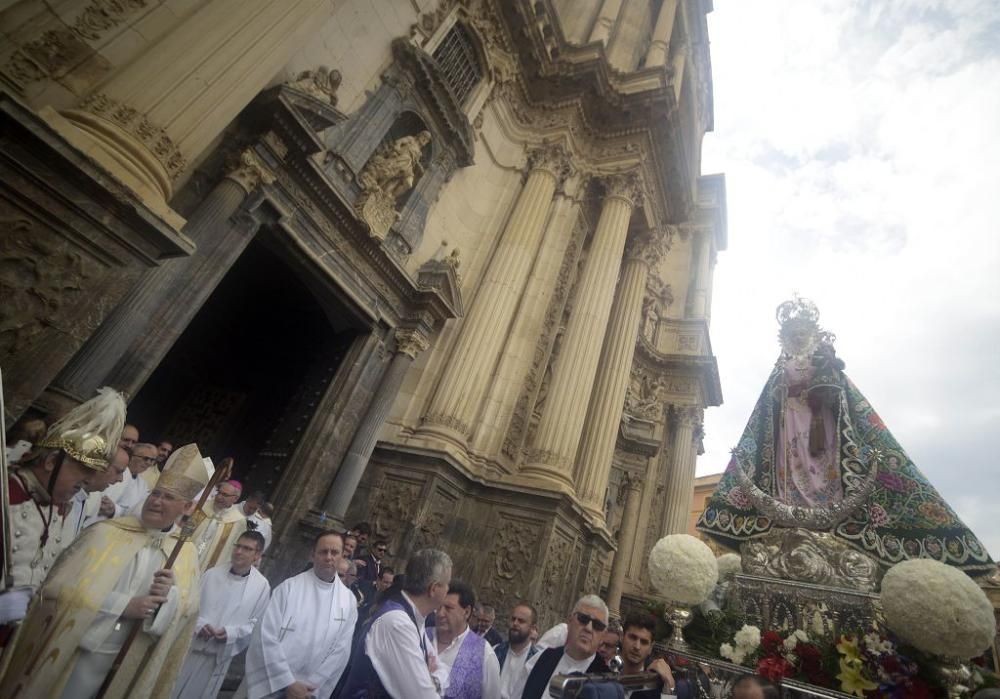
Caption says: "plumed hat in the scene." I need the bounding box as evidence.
[156,444,212,500]
[35,387,126,471]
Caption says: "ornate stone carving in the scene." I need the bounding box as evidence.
[369,477,422,542]
[600,172,643,206]
[538,533,574,624]
[394,328,430,359]
[0,215,96,358]
[412,489,452,551]
[359,131,433,199]
[624,370,667,422]
[527,142,573,182]
[625,228,672,268]
[740,528,882,592]
[225,149,276,193]
[80,92,187,179]
[421,413,471,437]
[287,66,342,105]
[1,1,150,89]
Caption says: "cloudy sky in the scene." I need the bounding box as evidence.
[697,0,1000,559]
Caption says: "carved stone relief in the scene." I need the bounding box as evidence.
[537,532,574,625]
[369,476,422,544]
[482,517,541,610]
[356,130,433,241]
[287,66,342,106]
[623,369,668,422]
[1,0,151,90]
[412,488,454,551]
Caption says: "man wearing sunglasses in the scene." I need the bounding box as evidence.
[509,595,610,699]
[356,538,389,583]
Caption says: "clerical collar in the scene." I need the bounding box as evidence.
[309,568,338,587]
[230,567,251,577]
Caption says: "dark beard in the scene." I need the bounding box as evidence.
[508,628,529,645]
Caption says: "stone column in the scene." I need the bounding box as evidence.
[522,173,641,490]
[661,407,701,534]
[689,230,713,319]
[421,145,569,443]
[323,328,429,523]
[49,149,273,403]
[590,0,625,43]
[606,474,642,616]
[44,0,334,226]
[575,231,670,520]
[472,192,581,456]
[645,0,678,68]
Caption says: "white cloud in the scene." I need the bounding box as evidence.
[699,0,1000,559]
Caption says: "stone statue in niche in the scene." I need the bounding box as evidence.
[358,130,432,199]
[642,296,659,343]
[624,372,667,421]
[287,66,342,106]
[356,130,432,242]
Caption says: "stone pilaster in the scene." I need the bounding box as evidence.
[473,192,582,457]
[590,0,625,43]
[522,173,641,491]
[44,0,333,226]
[49,149,273,403]
[645,0,678,68]
[323,327,430,522]
[688,230,713,319]
[661,406,701,534]
[421,144,570,444]
[575,230,670,520]
[607,474,643,616]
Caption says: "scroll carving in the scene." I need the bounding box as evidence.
[80,92,186,178]
[287,66,342,106]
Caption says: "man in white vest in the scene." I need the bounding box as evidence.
[243,530,357,698]
[171,530,271,699]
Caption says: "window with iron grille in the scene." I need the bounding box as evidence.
[432,23,482,107]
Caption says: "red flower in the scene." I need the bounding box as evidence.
[757,656,794,682]
[904,679,935,699]
[867,412,885,429]
[761,630,784,655]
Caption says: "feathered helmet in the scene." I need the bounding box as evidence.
[35,387,126,471]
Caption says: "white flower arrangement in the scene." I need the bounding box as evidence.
[720,624,761,666]
[881,559,997,659]
[648,534,719,605]
[783,629,809,653]
[716,553,742,582]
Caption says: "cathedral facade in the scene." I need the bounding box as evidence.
[1,0,725,626]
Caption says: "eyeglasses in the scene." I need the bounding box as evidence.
[574,612,608,632]
[137,456,159,465]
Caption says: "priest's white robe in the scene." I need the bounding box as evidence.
[243,569,357,699]
[105,467,150,518]
[171,565,270,699]
[191,501,249,572]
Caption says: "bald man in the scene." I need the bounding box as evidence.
[190,480,249,572]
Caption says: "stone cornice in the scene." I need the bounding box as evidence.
[634,322,723,407]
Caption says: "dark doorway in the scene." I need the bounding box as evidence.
[129,235,357,494]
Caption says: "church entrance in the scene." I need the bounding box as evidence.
[128,234,359,495]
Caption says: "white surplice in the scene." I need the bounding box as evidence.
[104,468,150,518]
[239,502,272,551]
[243,569,357,699]
[171,565,270,699]
[59,531,181,699]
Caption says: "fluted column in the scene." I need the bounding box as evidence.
[661,407,701,534]
[473,192,582,455]
[607,474,643,616]
[323,328,429,522]
[46,0,333,224]
[590,0,624,43]
[50,150,273,403]
[575,232,670,519]
[523,173,641,490]
[688,230,713,319]
[645,0,678,67]
[421,145,569,443]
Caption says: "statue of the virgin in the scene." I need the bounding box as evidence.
[697,297,995,574]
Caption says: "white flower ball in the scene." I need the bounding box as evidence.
[648,534,719,605]
[734,624,761,650]
[716,553,743,582]
[881,559,997,659]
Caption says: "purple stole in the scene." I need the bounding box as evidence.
[430,629,486,699]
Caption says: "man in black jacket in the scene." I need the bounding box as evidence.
[510,595,611,699]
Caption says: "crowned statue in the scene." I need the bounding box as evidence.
[697,297,995,575]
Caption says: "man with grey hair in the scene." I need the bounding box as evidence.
[340,547,453,698]
[510,594,610,699]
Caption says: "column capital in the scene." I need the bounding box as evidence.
[225,148,277,193]
[624,227,673,268]
[599,171,643,207]
[670,404,702,428]
[394,327,430,359]
[526,142,573,182]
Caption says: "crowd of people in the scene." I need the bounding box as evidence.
[0,390,783,699]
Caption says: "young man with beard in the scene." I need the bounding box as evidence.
[617,613,679,698]
[509,595,610,699]
[493,602,538,699]
[426,580,501,698]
